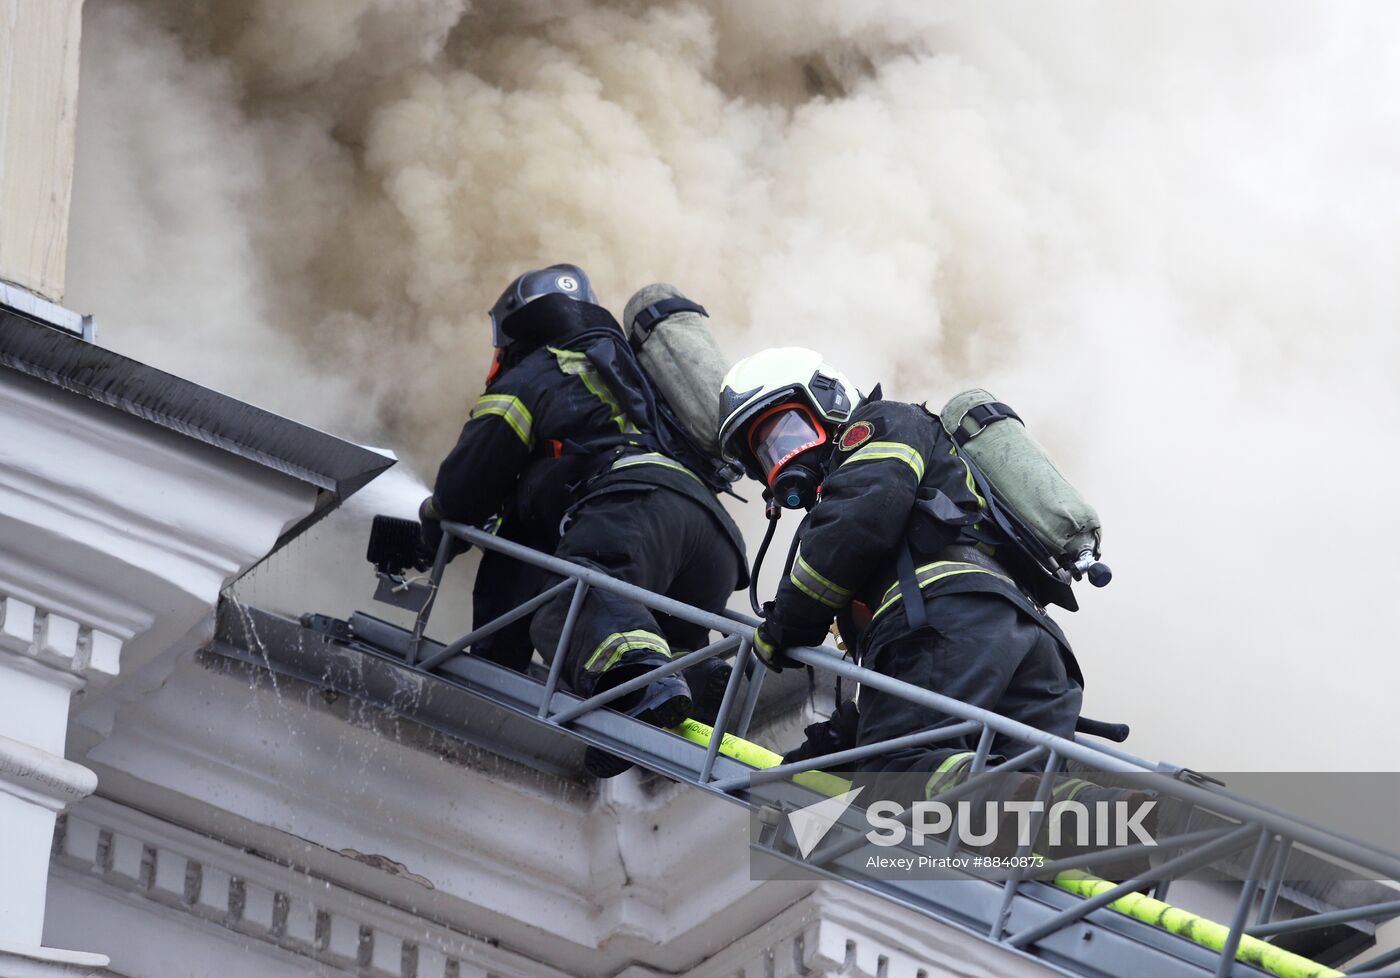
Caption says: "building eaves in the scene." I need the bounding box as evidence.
[0,296,394,550]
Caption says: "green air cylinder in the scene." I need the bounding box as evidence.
[941,389,1102,567]
[624,283,728,456]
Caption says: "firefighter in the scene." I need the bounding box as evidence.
[421,265,746,776]
[716,348,1084,806]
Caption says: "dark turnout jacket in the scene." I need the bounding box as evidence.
[767,397,1081,683]
[430,295,745,579]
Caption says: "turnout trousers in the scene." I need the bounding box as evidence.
[853,590,1082,806]
[470,517,557,672]
[529,485,740,699]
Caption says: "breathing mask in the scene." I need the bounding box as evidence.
[747,402,830,510]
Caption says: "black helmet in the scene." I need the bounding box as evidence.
[489,264,598,346]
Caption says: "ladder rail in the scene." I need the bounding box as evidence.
[784,643,1400,882]
[422,519,1400,972]
[440,520,1400,882]
[440,522,1149,772]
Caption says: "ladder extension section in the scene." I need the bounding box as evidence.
[223,519,1400,978]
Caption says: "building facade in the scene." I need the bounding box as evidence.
[0,9,1047,975]
[0,294,1051,978]
[4,5,1395,977]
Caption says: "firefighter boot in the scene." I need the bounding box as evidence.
[1040,778,1160,880]
[782,700,861,765]
[584,651,693,779]
[683,656,733,726]
[954,772,1046,860]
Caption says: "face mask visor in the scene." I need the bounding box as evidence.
[748,403,827,487]
[489,284,525,347]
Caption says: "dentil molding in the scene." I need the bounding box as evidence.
[0,592,120,682]
[50,797,572,978]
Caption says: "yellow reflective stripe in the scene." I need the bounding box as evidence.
[471,393,534,446]
[753,626,776,657]
[841,441,926,481]
[924,750,976,799]
[789,575,831,608]
[611,453,702,484]
[798,552,850,597]
[789,551,851,609]
[584,629,669,673]
[548,347,639,434]
[936,751,973,775]
[873,560,1013,618]
[1053,778,1095,804]
[950,445,988,509]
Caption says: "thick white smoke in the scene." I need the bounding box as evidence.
[66,1,1400,769]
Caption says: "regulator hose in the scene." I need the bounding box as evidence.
[748,494,782,615]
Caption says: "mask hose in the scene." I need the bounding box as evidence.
[747,490,820,697]
[748,493,782,615]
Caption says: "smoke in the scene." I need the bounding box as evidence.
[66,1,1400,769]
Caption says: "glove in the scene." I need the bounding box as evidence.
[411,500,462,570]
[418,496,443,551]
[782,700,861,764]
[752,602,827,673]
[752,619,790,673]
[415,496,469,569]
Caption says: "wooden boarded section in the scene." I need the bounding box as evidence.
[0,0,84,302]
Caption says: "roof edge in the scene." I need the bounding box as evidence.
[0,296,394,549]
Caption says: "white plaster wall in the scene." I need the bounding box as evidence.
[47,796,1059,978]
[66,649,1072,978]
[0,658,74,755]
[0,358,341,965]
[0,367,319,694]
[0,794,60,942]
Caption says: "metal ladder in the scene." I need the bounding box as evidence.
[216,519,1400,978]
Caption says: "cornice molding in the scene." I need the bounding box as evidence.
[52,797,571,978]
[0,941,108,978]
[49,795,1057,978]
[680,887,1063,978]
[0,733,96,811]
[77,654,815,974]
[71,651,1051,978]
[80,656,610,946]
[0,368,319,686]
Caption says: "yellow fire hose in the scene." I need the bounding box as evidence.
[1054,874,1342,978]
[672,719,1343,978]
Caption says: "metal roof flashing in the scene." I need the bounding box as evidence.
[0,280,94,340]
[0,293,395,556]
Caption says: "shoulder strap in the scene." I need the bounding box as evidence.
[952,401,1022,447]
[582,329,734,494]
[629,297,708,342]
[896,540,931,631]
[914,487,981,526]
[957,448,1080,610]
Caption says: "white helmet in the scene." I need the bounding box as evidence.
[718,347,862,506]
